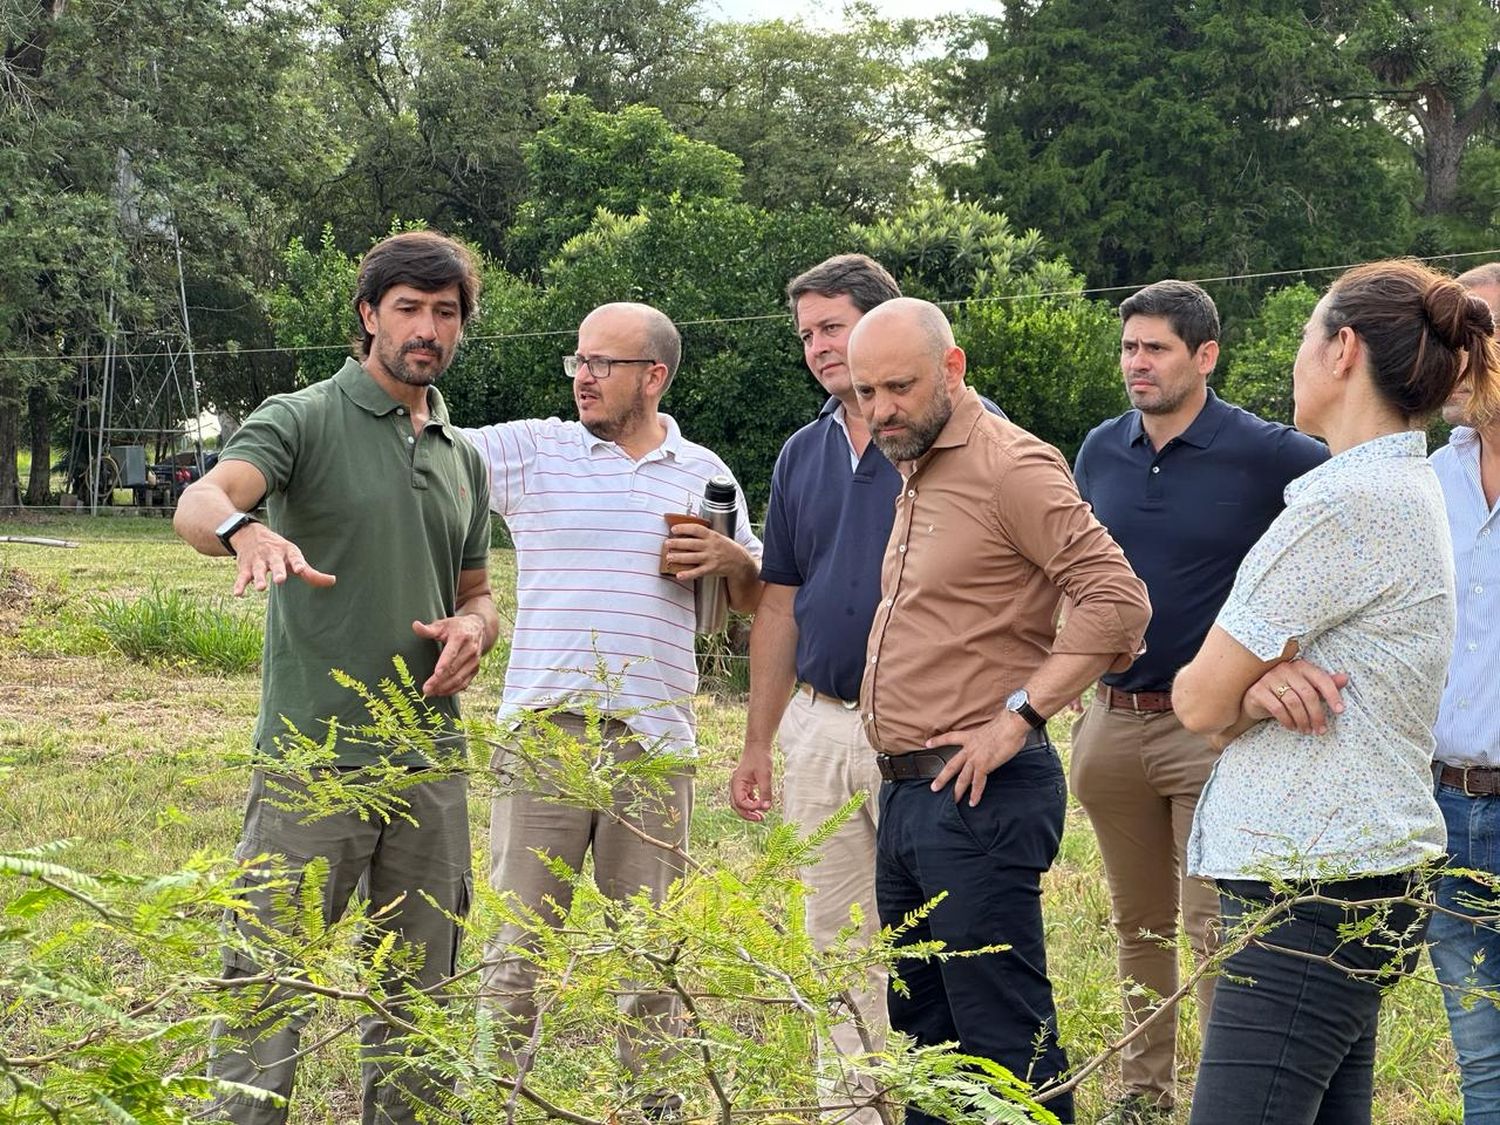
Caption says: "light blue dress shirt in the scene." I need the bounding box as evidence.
[1431,425,1500,768]
[1189,431,1452,881]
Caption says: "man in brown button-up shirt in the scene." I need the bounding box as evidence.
[848,298,1150,1124]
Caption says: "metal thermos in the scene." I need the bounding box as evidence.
[694,475,737,634]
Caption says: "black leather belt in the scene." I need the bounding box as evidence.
[1438,763,1500,797]
[876,728,1050,782]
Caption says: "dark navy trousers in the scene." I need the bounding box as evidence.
[1189,873,1430,1125]
[875,743,1073,1124]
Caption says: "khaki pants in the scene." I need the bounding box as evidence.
[482,712,692,1075]
[1070,697,1220,1107]
[209,769,472,1125]
[780,689,888,1125]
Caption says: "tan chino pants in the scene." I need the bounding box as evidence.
[482,712,692,1077]
[1070,696,1221,1107]
[780,689,888,1125]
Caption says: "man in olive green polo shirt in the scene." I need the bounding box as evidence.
[175,230,500,1125]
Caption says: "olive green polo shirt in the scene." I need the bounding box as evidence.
[221,358,491,766]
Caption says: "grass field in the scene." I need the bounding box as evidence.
[0,512,1466,1123]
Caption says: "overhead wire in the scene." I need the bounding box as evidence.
[4,247,1498,366]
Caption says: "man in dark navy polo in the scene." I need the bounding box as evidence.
[1069,280,1328,1124]
[727,254,902,1123]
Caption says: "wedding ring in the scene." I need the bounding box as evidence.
[1273,683,1291,698]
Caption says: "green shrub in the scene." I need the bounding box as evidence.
[91,586,263,673]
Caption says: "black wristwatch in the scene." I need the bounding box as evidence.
[1005,688,1047,731]
[215,511,260,555]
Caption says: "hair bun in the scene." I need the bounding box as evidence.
[1422,279,1475,351]
[1463,290,1497,341]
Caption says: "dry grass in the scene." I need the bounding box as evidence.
[0,513,1464,1123]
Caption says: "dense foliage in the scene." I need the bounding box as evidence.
[3,0,1496,508]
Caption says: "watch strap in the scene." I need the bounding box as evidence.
[1010,698,1047,730]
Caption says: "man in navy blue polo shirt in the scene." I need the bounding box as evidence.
[728,254,902,1123]
[1069,280,1327,1123]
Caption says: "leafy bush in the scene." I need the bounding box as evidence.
[1219,282,1319,425]
[91,586,263,673]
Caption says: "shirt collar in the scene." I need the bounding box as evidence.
[932,386,985,451]
[1450,425,1482,456]
[1287,429,1426,500]
[1126,388,1228,449]
[580,411,684,461]
[333,358,454,442]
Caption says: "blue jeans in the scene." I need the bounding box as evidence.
[875,743,1072,1124]
[1429,778,1500,1124]
[1189,873,1430,1125]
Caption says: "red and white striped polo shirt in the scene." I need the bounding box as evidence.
[460,415,761,754]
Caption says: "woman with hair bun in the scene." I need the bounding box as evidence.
[1171,259,1500,1123]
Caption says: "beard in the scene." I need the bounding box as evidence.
[376,336,450,387]
[871,381,953,463]
[580,386,650,443]
[1126,377,1196,415]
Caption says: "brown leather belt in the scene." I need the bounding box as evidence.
[800,682,859,710]
[1100,684,1174,713]
[1438,763,1500,798]
[876,729,1051,782]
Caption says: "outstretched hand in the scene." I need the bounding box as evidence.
[230,524,336,597]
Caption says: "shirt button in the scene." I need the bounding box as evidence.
[1476,585,1485,594]
[406,435,415,445]
[907,489,916,498]
[884,598,894,607]
[1469,642,1479,652]
[1151,466,1161,474]
[1483,528,1492,537]
[869,655,877,665]
[396,407,406,415]
[1460,699,1470,708]
[898,544,907,553]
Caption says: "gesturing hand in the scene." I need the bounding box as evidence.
[413,614,487,697]
[230,524,336,597]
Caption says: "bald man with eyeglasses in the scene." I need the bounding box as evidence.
[458,301,761,1115]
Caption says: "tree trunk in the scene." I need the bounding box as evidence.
[0,380,22,509]
[1418,88,1464,217]
[25,382,52,506]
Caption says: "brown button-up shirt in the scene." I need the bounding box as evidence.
[860,387,1150,754]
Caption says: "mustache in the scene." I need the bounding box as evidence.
[402,338,443,358]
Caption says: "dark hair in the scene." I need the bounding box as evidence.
[353,230,482,357]
[1118,280,1220,352]
[1323,259,1500,423]
[786,254,901,319]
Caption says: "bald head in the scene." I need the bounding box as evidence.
[847,298,967,463]
[847,297,956,369]
[580,302,682,384]
[1458,263,1500,325]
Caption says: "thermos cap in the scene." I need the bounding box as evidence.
[703,475,736,506]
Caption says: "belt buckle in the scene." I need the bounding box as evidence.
[1463,766,1481,798]
[1129,691,1142,715]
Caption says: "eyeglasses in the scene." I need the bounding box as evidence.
[562,355,657,379]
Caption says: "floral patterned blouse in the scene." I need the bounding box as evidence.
[1189,431,1453,881]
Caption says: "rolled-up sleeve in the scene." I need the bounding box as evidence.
[992,445,1151,670]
